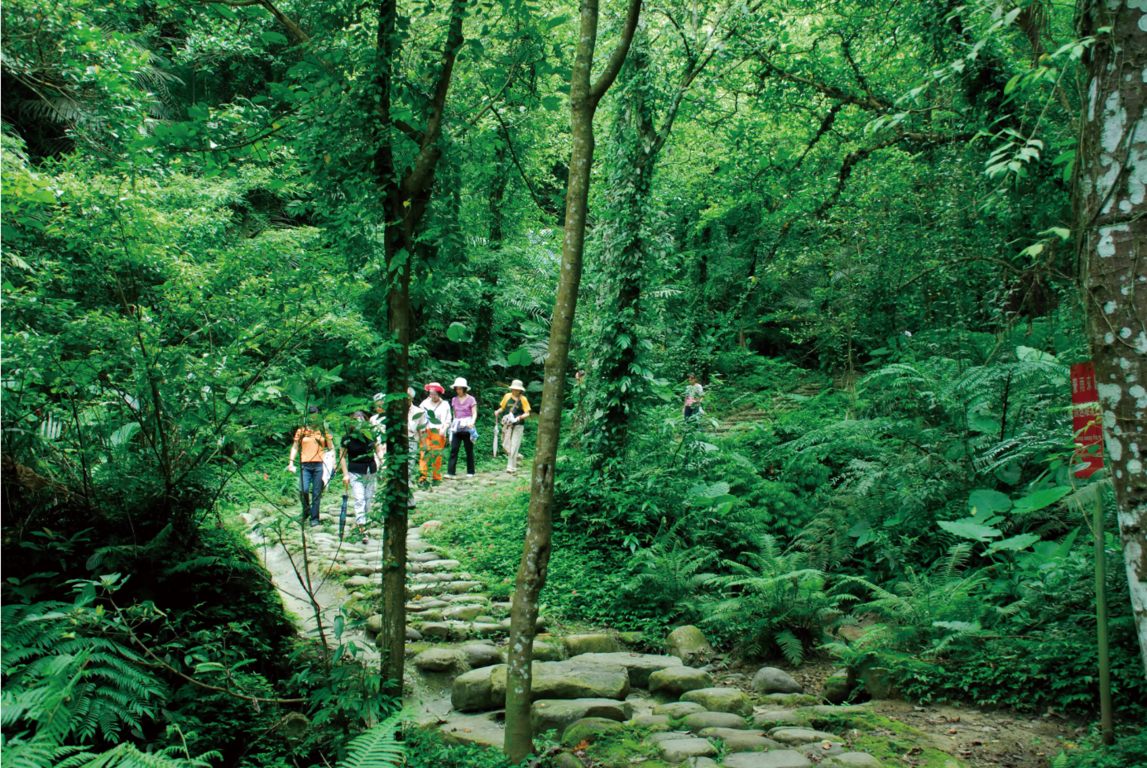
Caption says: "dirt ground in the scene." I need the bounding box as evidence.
[772,660,1093,768]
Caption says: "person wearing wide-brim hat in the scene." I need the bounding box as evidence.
[417,382,451,482]
[494,379,531,473]
[446,377,478,479]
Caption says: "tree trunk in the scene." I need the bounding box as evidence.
[1075,2,1147,676]
[502,0,643,759]
[374,0,409,699]
[592,40,656,465]
[373,0,466,698]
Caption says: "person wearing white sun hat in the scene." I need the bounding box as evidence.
[494,379,530,473]
[446,377,478,478]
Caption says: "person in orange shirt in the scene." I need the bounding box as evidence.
[287,405,334,526]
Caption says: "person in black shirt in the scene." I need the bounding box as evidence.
[340,411,384,543]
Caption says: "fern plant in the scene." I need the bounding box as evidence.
[2,599,167,746]
[337,711,405,768]
[699,535,849,664]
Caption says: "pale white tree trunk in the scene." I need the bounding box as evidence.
[1075,2,1147,676]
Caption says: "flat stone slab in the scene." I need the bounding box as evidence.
[649,666,713,697]
[452,665,503,711]
[699,727,780,752]
[753,667,803,694]
[491,660,631,702]
[760,693,818,707]
[768,728,843,746]
[443,604,485,621]
[681,687,753,715]
[419,622,451,638]
[823,753,882,768]
[659,737,717,763]
[653,702,706,718]
[559,717,625,747]
[648,731,694,744]
[800,742,844,757]
[422,559,461,570]
[441,593,490,604]
[531,698,633,738]
[569,652,683,688]
[631,714,671,729]
[444,580,484,593]
[722,752,815,768]
[564,634,619,655]
[752,710,811,728]
[436,711,504,749]
[683,712,746,732]
[458,643,503,668]
[413,647,464,673]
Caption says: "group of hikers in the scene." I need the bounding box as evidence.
[285,373,704,544]
[286,378,533,543]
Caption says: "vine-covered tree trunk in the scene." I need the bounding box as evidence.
[592,40,656,465]
[1075,2,1147,675]
[502,0,643,758]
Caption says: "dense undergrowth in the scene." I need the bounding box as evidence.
[441,325,1147,723]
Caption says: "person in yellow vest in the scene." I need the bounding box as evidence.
[494,380,531,473]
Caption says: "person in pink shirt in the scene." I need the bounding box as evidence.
[446,377,478,478]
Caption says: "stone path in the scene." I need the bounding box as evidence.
[245,469,967,768]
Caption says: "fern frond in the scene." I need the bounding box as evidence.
[775,630,804,666]
[338,712,407,768]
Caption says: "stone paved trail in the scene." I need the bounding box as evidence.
[247,471,975,768]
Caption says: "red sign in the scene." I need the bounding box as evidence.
[1071,362,1105,478]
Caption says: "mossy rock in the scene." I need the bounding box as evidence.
[618,631,644,648]
[759,693,819,707]
[559,717,626,748]
[681,686,753,715]
[841,712,970,768]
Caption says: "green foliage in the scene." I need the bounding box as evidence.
[1050,729,1147,768]
[337,712,405,768]
[700,535,848,660]
[2,594,167,747]
[402,728,534,768]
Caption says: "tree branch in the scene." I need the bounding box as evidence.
[814,132,974,218]
[490,105,551,215]
[106,598,306,705]
[758,56,892,112]
[589,0,644,102]
[404,0,466,196]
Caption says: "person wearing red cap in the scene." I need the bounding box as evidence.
[418,382,451,483]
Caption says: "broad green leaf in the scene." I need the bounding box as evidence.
[1013,486,1072,513]
[969,489,1011,516]
[939,519,1002,542]
[446,322,468,342]
[989,533,1041,552]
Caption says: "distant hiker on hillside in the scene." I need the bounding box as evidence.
[340,410,384,543]
[418,382,452,482]
[683,373,704,419]
[287,405,333,527]
[494,379,531,473]
[446,377,478,479]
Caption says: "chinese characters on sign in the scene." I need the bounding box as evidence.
[1071,362,1104,478]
